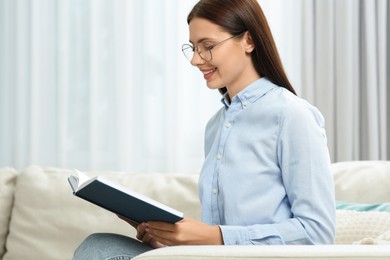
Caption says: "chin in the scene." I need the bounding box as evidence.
[206,81,224,90]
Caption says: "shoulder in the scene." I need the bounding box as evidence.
[276,88,325,128]
[252,85,325,128]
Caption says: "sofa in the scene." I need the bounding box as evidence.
[1,161,390,260]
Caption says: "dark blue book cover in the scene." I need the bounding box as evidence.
[68,172,184,224]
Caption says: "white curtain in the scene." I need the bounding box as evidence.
[0,0,221,172]
[299,0,389,162]
[1,0,389,173]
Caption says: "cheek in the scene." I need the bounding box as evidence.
[216,64,233,79]
[218,47,246,71]
[215,54,244,78]
[209,46,249,86]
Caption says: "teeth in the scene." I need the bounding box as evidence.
[203,68,216,75]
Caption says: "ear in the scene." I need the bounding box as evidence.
[243,31,255,53]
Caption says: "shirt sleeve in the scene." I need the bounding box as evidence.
[219,98,336,245]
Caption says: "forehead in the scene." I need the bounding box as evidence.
[188,17,228,43]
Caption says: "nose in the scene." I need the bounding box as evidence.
[190,51,205,66]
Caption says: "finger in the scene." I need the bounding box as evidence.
[147,233,175,247]
[136,230,146,240]
[140,233,166,249]
[149,238,168,248]
[141,233,154,244]
[146,221,176,232]
[145,228,176,246]
[136,223,148,240]
[137,223,147,232]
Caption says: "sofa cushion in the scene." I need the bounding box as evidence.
[3,165,200,260]
[335,210,390,244]
[0,167,18,258]
[332,160,390,203]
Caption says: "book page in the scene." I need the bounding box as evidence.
[68,169,95,192]
[75,169,91,186]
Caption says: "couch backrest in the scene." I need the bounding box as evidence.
[2,165,201,260]
[332,160,390,203]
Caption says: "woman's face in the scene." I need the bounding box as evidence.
[188,17,259,98]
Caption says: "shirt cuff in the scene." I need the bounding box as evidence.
[219,225,251,245]
[219,224,288,245]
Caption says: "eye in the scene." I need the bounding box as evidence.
[203,44,214,51]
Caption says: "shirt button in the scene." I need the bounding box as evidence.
[213,188,218,194]
[225,122,231,128]
[217,154,222,160]
[242,101,248,108]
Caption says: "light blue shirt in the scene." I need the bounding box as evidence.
[199,77,336,245]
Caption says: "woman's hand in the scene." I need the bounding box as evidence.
[117,215,166,248]
[135,222,167,248]
[144,218,223,246]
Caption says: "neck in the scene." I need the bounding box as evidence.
[226,72,261,99]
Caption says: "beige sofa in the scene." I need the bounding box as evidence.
[1,161,390,260]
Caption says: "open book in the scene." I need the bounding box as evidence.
[68,170,184,224]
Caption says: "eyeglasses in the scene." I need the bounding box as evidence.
[181,34,240,63]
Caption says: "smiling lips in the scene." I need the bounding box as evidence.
[201,68,217,80]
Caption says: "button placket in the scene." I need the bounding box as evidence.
[211,101,240,223]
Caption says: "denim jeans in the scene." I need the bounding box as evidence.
[73,233,153,260]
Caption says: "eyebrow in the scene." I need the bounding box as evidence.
[189,37,213,45]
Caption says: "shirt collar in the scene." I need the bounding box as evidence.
[220,77,276,109]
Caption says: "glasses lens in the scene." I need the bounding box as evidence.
[197,44,212,61]
[181,44,212,62]
[182,45,194,61]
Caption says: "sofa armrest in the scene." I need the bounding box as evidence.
[0,167,18,258]
[134,245,390,260]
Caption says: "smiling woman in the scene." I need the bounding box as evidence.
[73,0,335,259]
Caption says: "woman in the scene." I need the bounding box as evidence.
[73,0,335,258]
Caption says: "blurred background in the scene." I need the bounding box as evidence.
[0,0,389,173]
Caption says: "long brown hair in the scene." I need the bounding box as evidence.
[187,0,296,95]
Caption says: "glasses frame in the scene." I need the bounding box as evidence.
[182,33,242,63]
